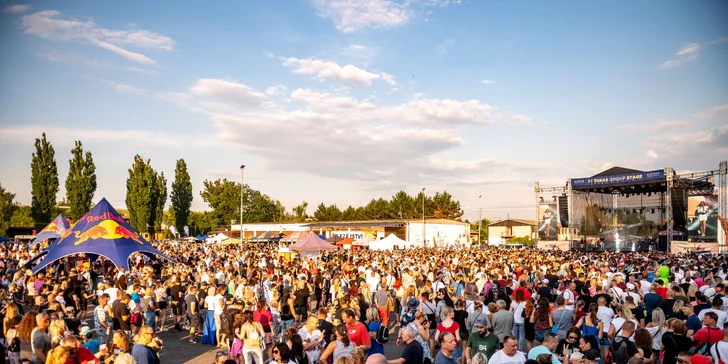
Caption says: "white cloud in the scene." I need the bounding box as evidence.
[0,125,202,148]
[20,10,172,66]
[283,57,396,87]
[618,119,689,132]
[114,83,145,95]
[481,79,495,85]
[646,150,659,159]
[349,44,365,50]
[157,79,533,188]
[189,79,266,105]
[434,38,455,55]
[4,4,30,13]
[311,0,459,33]
[265,85,289,96]
[36,52,160,74]
[659,42,700,70]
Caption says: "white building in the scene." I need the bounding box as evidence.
[486,219,537,246]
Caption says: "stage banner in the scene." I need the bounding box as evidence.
[572,169,665,188]
[670,241,720,254]
[537,240,570,251]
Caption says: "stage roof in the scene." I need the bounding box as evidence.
[571,166,667,193]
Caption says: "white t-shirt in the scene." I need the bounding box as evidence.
[597,306,615,333]
[698,308,728,328]
[213,294,225,315]
[297,327,324,362]
[104,287,120,305]
[488,350,527,364]
[710,341,728,363]
[561,290,575,310]
[511,301,526,324]
[610,318,638,340]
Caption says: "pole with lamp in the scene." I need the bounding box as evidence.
[478,195,482,244]
[240,165,245,249]
[421,188,426,248]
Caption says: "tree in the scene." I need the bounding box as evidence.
[313,203,342,221]
[200,178,283,227]
[363,198,391,220]
[389,190,415,219]
[0,184,17,236]
[171,159,193,233]
[432,191,463,219]
[292,201,309,221]
[188,211,215,236]
[65,141,97,220]
[31,133,59,224]
[153,172,167,233]
[126,155,159,235]
[340,206,359,221]
[10,205,34,227]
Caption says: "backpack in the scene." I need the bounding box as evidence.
[375,322,389,344]
[220,312,233,335]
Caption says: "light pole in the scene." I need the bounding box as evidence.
[421,188,426,248]
[240,165,245,249]
[478,195,482,244]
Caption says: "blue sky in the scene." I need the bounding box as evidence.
[1,0,727,221]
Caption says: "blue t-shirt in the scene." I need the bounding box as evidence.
[132,344,157,364]
[82,339,100,354]
[644,293,662,313]
[687,314,702,334]
[368,321,385,355]
[647,272,656,283]
[528,345,562,364]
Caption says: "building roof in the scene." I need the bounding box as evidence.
[486,219,537,227]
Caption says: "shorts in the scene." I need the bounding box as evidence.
[171,301,183,316]
[158,301,167,310]
[295,306,308,320]
[214,313,222,330]
[699,214,708,222]
[600,336,610,348]
[187,313,200,330]
[263,325,271,333]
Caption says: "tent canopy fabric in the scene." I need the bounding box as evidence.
[32,214,72,247]
[352,236,373,246]
[281,231,306,243]
[327,235,345,243]
[289,232,336,252]
[370,233,408,251]
[250,231,281,243]
[0,236,9,243]
[336,237,355,246]
[29,198,174,273]
[206,233,229,243]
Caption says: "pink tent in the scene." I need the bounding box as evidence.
[289,232,337,252]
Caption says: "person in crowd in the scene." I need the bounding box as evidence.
[31,312,51,364]
[492,300,515,346]
[435,332,458,364]
[343,308,371,351]
[389,326,423,364]
[527,332,562,364]
[463,316,499,363]
[610,321,638,364]
[488,336,526,364]
[321,323,357,363]
[661,320,693,364]
[633,328,656,364]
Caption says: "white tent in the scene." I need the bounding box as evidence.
[352,236,373,247]
[370,233,409,251]
[206,232,229,244]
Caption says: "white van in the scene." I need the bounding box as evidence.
[501,244,526,250]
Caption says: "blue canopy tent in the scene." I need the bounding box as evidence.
[0,236,9,243]
[31,214,72,248]
[29,198,174,274]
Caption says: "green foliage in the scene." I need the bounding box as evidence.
[10,205,34,227]
[470,218,491,243]
[313,203,343,221]
[125,155,164,236]
[31,133,59,224]
[292,201,309,221]
[508,236,536,245]
[188,211,215,236]
[0,184,17,235]
[199,178,283,228]
[171,159,193,233]
[65,141,97,220]
[432,191,463,219]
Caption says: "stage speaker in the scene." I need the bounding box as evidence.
[671,190,687,229]
[558,195,569,227]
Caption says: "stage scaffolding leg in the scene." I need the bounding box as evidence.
[666,168,675,253]
[613,192,618,251]
[568,180,573,245]
[719,161,728,254]
[535,181,540,244]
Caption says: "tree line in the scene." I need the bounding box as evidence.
[0,133,465,237]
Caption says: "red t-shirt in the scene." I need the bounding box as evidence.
[656,287,668,299]
[254,309,272,327]
[347,322,371,347]
[66,346,99,364]
[512,287,532,300]
[438,321,461,344]
[694,327,723,346]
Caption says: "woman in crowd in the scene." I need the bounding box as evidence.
[319,324,356,364]
[435,306,462,360]
[660,319,692,364]
[633,328,656,364]
[365,307,384,356]
[524,298,536,351]
[531,298,553,345]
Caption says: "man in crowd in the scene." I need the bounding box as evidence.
[112,294,132,337]
[694,311,723,348]
[610,321,638,364]
[488,336,526,364]
[528,332,562,364]
[299,316,325,363]
[186,285,200,344]
[463,318,499,363]
[94,293,111,345]
[389,326,423,364]
[491,300,514,345]
[31,312,51,364]
[435,332,458,364]
[343,308,371,351]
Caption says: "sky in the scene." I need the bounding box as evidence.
[0,0,727,222]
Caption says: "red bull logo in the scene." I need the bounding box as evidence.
[43,223,62,233]
[73,220,145,246]
[59,224,75,240]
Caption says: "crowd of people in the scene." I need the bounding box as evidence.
[2,239,728,364]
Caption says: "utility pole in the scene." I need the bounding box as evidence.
[240,165,245,249]
[478,195,482,244]
[422,188,426,248]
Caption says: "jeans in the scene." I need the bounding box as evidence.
[145,311,156,331]
[281,319,295,342]
[512,322,526,352]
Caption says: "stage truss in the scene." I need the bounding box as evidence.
[535,161,728,252]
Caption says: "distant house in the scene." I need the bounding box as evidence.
[487,219,537,246]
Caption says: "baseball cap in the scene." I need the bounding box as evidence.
[407,298,420,309]
[542,279,549,284]
[626,283,635,290]
[691,355,711,364]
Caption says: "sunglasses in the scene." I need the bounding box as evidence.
[272,350,280,354]
[216,350,229,358]
[568,336,578,340]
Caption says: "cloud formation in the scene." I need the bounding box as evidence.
[311,0,459,33]
[20,10,172,66]
[283,57,396,87]
[156,78,532,189]
[4,4,30,13]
